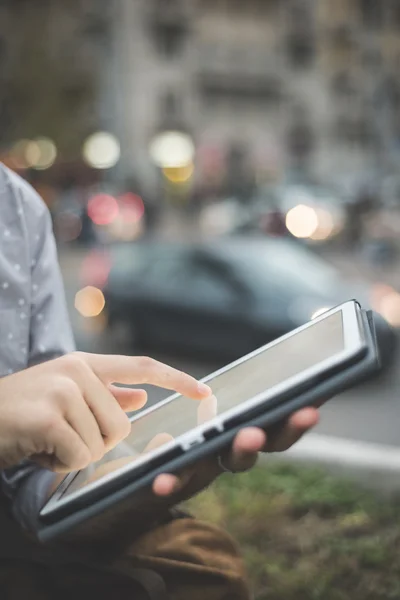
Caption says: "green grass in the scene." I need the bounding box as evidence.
[186,463,400,600]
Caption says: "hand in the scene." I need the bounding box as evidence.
[77,406,319,534]
[152,406,320,500]
[0,352,211,472]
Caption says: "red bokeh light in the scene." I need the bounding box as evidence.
[118,193,145,223]
[87,194,119,225]
[80,250,112,289]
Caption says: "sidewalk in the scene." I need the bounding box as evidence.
[266,433,400,496]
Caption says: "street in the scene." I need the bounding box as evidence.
[59,245,400,449]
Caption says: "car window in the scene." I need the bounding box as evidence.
[233,241,340,296]
[186,263,240,305]
[145,255,190,288]
[145,255,241,305]
[110,245,151,276]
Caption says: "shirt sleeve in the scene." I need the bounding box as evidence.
[28,197,75,366]
[0,187,76,533]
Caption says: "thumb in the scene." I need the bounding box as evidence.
[109,385,148,412]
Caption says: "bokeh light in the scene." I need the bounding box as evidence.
[10,138,57,170]
[32,138,57,169]
[108,217,144,241]
[285,204,319,239]
[378,292,400,328]
[149,131,195,168]
[371,284,400,327]
[25,141,42,168]
[80,250,111,289]
[310,208,335,241]
[199,201,238,236]
[10,139,32,169]
[83,132,121,169]
[75,286,106,318]
[371,283,396,308]
[163,162,194,183]
[87,194,119,225]
[118,193,145,223]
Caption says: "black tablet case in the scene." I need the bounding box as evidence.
[37,309,380,543]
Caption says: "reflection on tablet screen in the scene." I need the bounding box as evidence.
[62,312,343,498]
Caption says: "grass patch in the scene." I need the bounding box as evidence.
[186,463,400,600]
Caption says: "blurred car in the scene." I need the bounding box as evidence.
[214,183,348,244]
[266,183,347,242]
[199,195,289,238]
[86,237,397,371]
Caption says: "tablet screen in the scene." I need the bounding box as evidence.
[60,309,346,497]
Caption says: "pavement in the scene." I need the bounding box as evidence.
[267,433,400,495]
[58,243,400,491]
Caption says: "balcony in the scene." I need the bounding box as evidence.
[149,0,190,58]
[285,32,315,68]
[149,0,190,30]
[333,114,376,146]
[196,43,284,102]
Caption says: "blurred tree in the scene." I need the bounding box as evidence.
[0,0,100,157]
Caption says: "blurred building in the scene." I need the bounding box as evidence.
[110,0,400,200]
[0,0,111,156]
[1,0,400,202]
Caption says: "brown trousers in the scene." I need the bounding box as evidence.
[0,496,251,600]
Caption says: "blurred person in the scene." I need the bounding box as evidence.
[0,163,319,600]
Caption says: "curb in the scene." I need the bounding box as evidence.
[262,433,400,495]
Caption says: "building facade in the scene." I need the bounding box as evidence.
[110,0,400,199]
[2,0,399,198]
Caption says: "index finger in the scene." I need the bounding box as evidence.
[83,354,212,400]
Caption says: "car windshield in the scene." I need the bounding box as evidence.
[224,241,340,297]
[109,243,189,280]
[110,244,147,267]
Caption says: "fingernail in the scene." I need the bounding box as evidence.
[197,382,212,395]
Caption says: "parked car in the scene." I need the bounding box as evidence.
[85,237,397,371]
[199,195,289,238]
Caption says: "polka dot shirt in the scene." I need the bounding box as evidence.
[0,164,75,529]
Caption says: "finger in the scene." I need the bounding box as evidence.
[197,394,218,425]
[109,386,148,412]
[85,354,212,400]
[221,427,266,473]
[290,407,320,429]
[84,434,176,489]
[34,422,92,473]
[152,469,195,497]
[265,407,319,452]
[143,433,175,454]
[80,369,132,452]
[152,473,180,497]
[64,392,106,463]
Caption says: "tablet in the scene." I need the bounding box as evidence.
[38,300,379,542]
